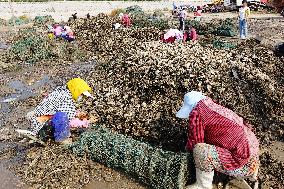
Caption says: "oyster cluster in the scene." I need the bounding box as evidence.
[70,15,283,151]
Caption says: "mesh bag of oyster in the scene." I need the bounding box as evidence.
[69,125,191,189]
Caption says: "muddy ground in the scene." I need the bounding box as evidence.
[0,11,283,189]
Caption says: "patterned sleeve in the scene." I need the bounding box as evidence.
[34,89,64,116]
[186,109,204,151]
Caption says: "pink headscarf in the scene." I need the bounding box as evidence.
[54,25,63,36]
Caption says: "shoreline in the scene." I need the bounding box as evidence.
[1,1,212,21]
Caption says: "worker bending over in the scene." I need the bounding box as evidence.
[194,7,202,21]
[176,91,259,189]
[161,28,183,43]
[121,13,131,27]
[26,78,94,144]
[47,24,75,42]
[183,26,198,43]
[61,26,75,42]
[179,7,187,31]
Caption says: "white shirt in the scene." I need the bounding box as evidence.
[164,29,183,40]
[239,7,250,20]
[179,10,187,19]
[113,23,121,29]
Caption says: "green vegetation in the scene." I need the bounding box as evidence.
[212,39,236,49]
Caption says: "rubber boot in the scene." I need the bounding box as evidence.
[185,168,214,189]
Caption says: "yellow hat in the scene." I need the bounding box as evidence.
[67,78,92,101]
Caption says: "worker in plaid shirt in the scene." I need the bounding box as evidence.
[176,91,259,189]
[26,78,94,144]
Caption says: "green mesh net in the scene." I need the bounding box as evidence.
[34,15,54,25]
[212,40,236,49]
[70,125,192,189]
[185,18,236,37]
[8,16,30,26]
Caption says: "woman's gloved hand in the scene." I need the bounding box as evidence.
[70,118,89,128]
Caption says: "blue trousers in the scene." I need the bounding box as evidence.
[239,19,248,39]
[51,112,70,142]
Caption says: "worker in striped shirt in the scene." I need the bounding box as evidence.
[176,91,259,189]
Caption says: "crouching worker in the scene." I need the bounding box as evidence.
[176,91,259,189]
[183,26,198,43]
[53,24,63,38]
[121,13,131,27]
[25,78,94,144]
[61,26,75,42]
[161,28,183,43]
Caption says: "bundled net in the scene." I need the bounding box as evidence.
[34,15,54,25]
[186,18,237,37]
[1,28,88,65]
[8,15,30,26]
[70,125,192,189]
[212,40,236,49]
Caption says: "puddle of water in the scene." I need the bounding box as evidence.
[8,80,31,92]
[31,75,50,90]
[0,102,10,127]
[2,97,18,103]
[0,42,9,50]
[0,75,52,127]
[2,75,51,103]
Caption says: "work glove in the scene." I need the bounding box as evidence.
[70,118,89,128]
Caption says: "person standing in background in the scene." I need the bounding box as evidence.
[179,7,187,31]
[239,0,250,39]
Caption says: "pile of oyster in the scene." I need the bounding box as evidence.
[70,14,161,63]
[69,15,283,150]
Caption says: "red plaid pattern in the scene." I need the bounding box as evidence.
[186,98,259,170]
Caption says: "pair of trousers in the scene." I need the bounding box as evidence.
[179,17,185,31]
[239,19,248,38]
[31,112,70,142]
[192,143,259,178]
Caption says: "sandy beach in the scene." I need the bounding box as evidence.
[1,0,217,21]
